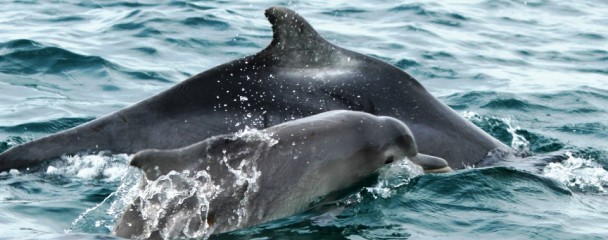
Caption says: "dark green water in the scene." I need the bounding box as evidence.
[1,1,607,239]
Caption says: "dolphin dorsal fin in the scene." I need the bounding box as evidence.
[130,149,183,181]
[265,7,326,50]
[258,7,342,67]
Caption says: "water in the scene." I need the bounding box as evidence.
[1,0,607,239]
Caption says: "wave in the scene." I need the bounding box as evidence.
[0,39,172,83]
[446,91,553,112]
[557,122,608,138]
[0,118,93,154]
[0,117,93,134]
[482,98,550,111]
[445,89,608,113]
[408,166,572,198]
[182,17,230,30]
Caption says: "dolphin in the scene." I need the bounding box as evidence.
[0,7,511,172]
[113,110,450,238]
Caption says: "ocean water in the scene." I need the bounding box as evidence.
[1,0,607,239]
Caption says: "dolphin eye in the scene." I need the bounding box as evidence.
[385,155,395,164]
[396,135,411,147]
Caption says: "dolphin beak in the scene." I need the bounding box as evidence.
[409,153,453,173]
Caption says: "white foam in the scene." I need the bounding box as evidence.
[0,169,20,175]
[46,153,131,182]
[461,110,480,120]
[233,126,278,146]
[542,152,608,193]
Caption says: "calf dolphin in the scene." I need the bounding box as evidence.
[113,110,449,238]
[0,7,511,172]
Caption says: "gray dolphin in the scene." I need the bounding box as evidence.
[113,110,449,238]
[0,7,511,172]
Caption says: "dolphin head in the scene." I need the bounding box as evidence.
[375,116,418,164]
[375,116,452,173]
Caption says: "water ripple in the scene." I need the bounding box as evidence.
[0,0,607,239]
[0,117,93,134]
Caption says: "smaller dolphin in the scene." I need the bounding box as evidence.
[113,110,450,239]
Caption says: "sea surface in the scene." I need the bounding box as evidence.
[1,0,607,239]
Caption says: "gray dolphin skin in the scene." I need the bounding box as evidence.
[114,110,445,238]
[0,7,512,172]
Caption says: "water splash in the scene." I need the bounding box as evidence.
[68,166,141,234]
[136,170,220,239]
[366,159,423,198]
[542,152,608,193]
[129,152,265,237]
[462,111,530,151]
[110,128,275,238]
[220,151,261,227]
[503,118,530,152]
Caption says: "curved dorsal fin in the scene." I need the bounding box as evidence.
[131,149,183,181]
[265,7,326,49]
[257,7,343,67]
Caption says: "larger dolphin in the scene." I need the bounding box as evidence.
[0,7,511,172]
